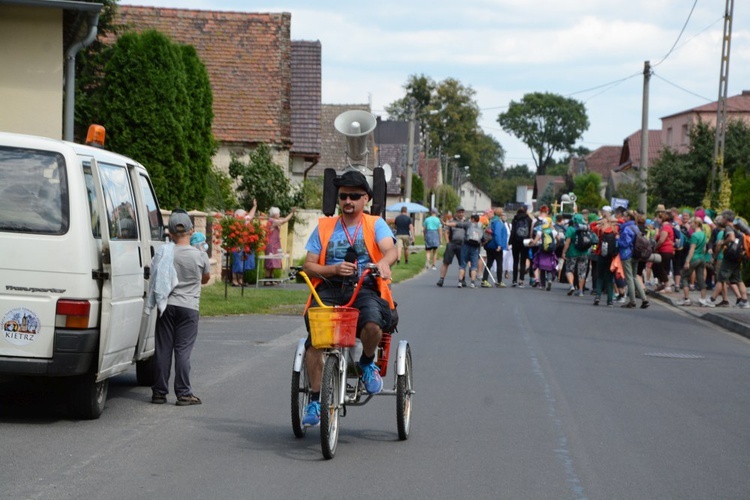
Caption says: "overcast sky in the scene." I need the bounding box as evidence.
[120,0,749,169]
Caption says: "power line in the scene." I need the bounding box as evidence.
[652,73,713,102]
[652,0,698,67]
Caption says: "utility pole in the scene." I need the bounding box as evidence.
[639,60,651,213]
[711,0,734,207]
[404,105,416,203]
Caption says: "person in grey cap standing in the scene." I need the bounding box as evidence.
[151,209,211,406]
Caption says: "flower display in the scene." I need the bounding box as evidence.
[212,212,267,255]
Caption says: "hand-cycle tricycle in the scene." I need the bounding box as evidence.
[290,264,414,459]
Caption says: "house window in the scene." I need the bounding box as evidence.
[667,127,673,147]
[681,124,689,145]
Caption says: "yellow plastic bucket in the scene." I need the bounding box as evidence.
[308,306,359,348]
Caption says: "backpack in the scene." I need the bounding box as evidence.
[599,230,618,258]
[573,223,595,251]
[631,228,653,261]
[450,225,466,243]
[723,236,747,263]
[541,229,556,253]
[672,224,687,251]
[466,222,483,246]
[514,219,530,239]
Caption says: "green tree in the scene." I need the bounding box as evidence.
[411,174,425,205]
[612,179,640,211]
[228,143,300,216]
[497,92,589,176]
[96,30,214,210]
[387,75,505,189]
[299,177,323,210]
[648,122,714,209]
[573,172,606,211]
[72,0,119,142]
[205,166,238,211]
[180,44,216,207]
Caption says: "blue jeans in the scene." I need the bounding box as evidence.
[461,244,480,271]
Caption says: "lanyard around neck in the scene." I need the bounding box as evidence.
[340,217,363,248]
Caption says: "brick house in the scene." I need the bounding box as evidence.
[115,6,294,175]
[661,90,750,154]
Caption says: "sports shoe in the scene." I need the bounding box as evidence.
[436,277,444,287]
[738,300,750,309]
[593,297,600,306]
[360,362,383,394]
[641,300,650,309]
[567,286,575,296]
[431,266,437,270]
[654,283,666,292]
[678,299,692,306]
[457,281,464,288]
[302,401,320,427]
[498,282,507,288]
[615,295,627,304]
[481,280,491,288]
[575,290,584,297]
[546,281,552,291]
[518,282,524,288]
[621,302,636,309]
[151,392,166,405]
[469,282,476,289]
[175,394,202,406]
[512,281,517,287]
[698,298,715,308]
[716,300,730,307]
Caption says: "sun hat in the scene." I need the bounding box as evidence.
[333,170,373,197]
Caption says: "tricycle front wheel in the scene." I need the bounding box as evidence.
[320,355,341,459]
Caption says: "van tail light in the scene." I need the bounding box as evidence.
[56,300,91,329]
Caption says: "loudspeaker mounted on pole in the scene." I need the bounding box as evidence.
[324,110,388,219]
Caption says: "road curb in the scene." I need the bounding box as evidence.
[647,289,750,340]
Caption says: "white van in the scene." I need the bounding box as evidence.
[0,128,165,419]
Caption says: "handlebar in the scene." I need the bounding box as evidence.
[297,263,382,309]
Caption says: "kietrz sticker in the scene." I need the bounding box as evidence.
[3,307,41,346]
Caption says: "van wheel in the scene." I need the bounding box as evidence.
[136,357,155,387]
[68,373,108,420]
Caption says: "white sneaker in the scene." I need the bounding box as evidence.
[699,298,715,308]
[679,299,692,306]
[738,300,750,309]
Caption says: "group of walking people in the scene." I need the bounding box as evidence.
[430,201,750,310]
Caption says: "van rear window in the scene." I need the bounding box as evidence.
[0,147,69,234]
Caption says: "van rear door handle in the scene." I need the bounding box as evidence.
[144,266,151,279]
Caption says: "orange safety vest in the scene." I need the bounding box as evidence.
[305,215,395,310]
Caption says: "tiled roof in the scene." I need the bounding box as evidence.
[114,6,292,146]
[569,145,622,179]
[290,41,321,158]
[661,90,750,119]
[312,103,375,177]
[618,130,663,170]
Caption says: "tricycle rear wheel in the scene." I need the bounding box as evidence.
[396,344,413,440]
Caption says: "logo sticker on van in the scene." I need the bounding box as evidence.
[3,307,41,345]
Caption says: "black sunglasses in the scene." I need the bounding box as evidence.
[339,192,366,201]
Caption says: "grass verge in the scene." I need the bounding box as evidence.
[199,243,432,316]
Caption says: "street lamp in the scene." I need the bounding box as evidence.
[440,154,460,212]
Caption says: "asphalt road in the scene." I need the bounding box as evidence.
[2,269,750,499]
